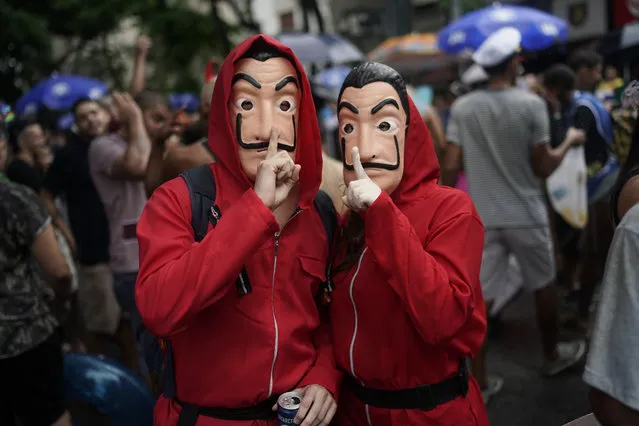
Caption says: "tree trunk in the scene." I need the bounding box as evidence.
[300,0,324,33]
[223,0,261,33]
[209,0,232,55]
[302,9,311,32]
[311,0,324,33]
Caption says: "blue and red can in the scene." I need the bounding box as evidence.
[277,391,303,425]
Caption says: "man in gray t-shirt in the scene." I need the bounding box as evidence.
[446,84,550,228]
[441,28,586,402]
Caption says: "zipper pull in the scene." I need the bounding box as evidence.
[210,205,221,225]
[274,233,280,256]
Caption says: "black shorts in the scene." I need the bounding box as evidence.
[0,329,66,426]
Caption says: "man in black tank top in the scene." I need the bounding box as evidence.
[542,65,584,299]
[566,50,617,332]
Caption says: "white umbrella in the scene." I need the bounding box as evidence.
[277,32,363,65]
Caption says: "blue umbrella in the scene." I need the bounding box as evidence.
[57,112,75,131]
[64,353,154,426]
[277,32,363,65]
[168,93,200,112]
[312,66,352,101]
[16,75,107,116]
[437,3,568,54]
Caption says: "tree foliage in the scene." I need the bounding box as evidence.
[139,1,221,93]
[0,0,333,105]
[1,0,55,103]
[0,0,258,105]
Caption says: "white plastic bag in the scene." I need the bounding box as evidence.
[547,146,588,229]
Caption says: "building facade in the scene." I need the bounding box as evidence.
[331,0,554,53]
[238,0,336,35]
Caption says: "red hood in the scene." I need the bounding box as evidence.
[208,34,323,209]
[391,98,440,206]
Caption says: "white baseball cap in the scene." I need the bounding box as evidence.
[461,64,489,86]
[472,27,522,68]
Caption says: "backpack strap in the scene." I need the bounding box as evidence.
[160,337,177,399]
[180,165,252,295]
[159,165,219,400]
[181,164,218,241]
[314,190,338,292]
[160,166,253,398]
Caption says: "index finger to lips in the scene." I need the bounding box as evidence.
[267,128,279,159]
[352,147,368,180]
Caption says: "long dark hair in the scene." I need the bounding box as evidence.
[611,82,639,224]
[332,213,365,273]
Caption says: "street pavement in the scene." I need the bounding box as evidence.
[484,291,591,426]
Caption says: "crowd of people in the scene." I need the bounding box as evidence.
[1,26,638,426]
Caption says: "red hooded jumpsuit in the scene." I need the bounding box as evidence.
[330,100,490,426]
[135,35,341,426]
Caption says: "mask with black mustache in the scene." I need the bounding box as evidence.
[341,136,400,171]
[235,113,296,152]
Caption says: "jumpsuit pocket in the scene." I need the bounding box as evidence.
[298,255,327,297]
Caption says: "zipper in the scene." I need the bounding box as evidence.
[348,248,371,425]
[348,248,368,378]
[365,405,372,426]
[210,205,220,222]
[238,273,248,294]
[267,209,302,398]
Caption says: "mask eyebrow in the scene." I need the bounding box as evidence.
[371,98,400,115]
[338,101,359,114]
[232,73,262,89]
[275,76,298,91]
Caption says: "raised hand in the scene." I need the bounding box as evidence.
[112,92,143,124]
[253,128,301,211]
[343,146,382,212]
[136,35,152,57]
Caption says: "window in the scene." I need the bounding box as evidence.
[280,11,294,31]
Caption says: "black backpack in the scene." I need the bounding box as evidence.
[158,164,337,398]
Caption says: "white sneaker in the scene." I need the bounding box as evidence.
[481,375,504,404]
[542,340,586,377]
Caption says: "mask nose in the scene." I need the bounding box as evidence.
[356,125,376,163]
[256,101,274,142]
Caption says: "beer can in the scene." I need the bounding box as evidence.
[277,391,303,425]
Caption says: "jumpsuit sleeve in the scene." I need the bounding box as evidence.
[298,310,343,397]
[135,178,279,337]
[363,191,485,345]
